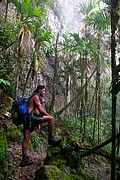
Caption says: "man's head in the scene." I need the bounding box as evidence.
[34,85,45,96]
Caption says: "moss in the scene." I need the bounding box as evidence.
[35,165,92,180]
[44,137,95,179]
[0,131,7,160]
[0,131,12,179]
[69,174,82,180]
[47,146,61,158]
[35,165,77,180]
[78,167,94,180]
[50,157,67,169]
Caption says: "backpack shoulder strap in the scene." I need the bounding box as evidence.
[29,93,43,104]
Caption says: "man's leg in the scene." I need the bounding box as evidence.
[20,129,33,167]
[22,129,31,155]
[42,115,62,145]
[43,115,54,135]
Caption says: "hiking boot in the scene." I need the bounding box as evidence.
[48,135,62,145]
[20,156,33,167]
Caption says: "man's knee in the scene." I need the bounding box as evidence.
[49,116,54,123]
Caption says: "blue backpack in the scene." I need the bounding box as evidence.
[11,94,43,126]
[11,97,28,126]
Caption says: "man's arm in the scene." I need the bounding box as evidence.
[33,95,49,116]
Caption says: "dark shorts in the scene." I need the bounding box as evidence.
[23,114,44,132]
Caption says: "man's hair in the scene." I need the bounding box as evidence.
[34,85,45,93]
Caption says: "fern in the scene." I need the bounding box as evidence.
[0,79,11,86]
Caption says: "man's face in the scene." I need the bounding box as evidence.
[39,88,45,96]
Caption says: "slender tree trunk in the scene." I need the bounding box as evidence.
[111,0,118,179]
[64,73,69,115]
[5,0,9,23]
[89,88,95,116]
[49,33,59,112]
[93,71,98,140]
[80,65,84,134]
[97,33,101,144]
[15,59,19,100]
[82,53,88,141]
[98,85,101,144]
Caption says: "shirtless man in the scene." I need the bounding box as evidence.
[20,85,62,167]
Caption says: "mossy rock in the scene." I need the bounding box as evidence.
[44,137,95,180]
[45,138,83,169]
[35,165,82,180]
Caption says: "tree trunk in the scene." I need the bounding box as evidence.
[93,71,98,140]
[111,0,118,179]
[97,33,101,144]
[82,53,88,141]
[49,33,59,112]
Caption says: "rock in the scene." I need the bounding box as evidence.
[35,165,81,180]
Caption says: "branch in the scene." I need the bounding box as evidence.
[80,133,120,158]
[95,149,120,163]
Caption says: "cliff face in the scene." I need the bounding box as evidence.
[47,0,88,35]
[40,0,89,112]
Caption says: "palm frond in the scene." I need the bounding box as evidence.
[79,0,99,16]
[0,79,11,86]
[83,9,110,31]
[10,0,41,24]
[9,0,21,13]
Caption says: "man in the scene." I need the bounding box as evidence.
[20,85,62,167]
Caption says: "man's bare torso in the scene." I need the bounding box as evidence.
[27,95,41,114]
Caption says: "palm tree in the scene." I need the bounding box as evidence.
[80,0,111,144]
[9,0,42,98]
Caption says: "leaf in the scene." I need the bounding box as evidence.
[111,81,120,97]
[114,64,120,73]
[0,79,11,86]
[9,0,21,13]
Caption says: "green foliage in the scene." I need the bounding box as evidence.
[0,56,16,98]
[0,132,7,161]
[0,131,12,180]
[5,125,22,142]
[79,0,110,32]
[79,0,99,16]
[29,131,44,151]
[45,138,94,179]
[0,26,17,50]
[66,116,82,140]
[0,78,11,87]
[110,64,120,97]
[9,0,41,20]
[55,127,62,137]
[84,9,110,32]
[77,167,94,180]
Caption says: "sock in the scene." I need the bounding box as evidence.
[22,154,27,160]
[49,133,54,138]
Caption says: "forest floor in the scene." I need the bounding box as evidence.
[7,136,111,180]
